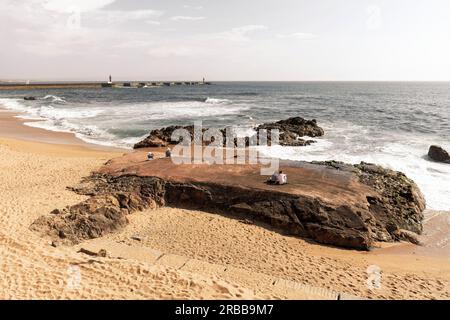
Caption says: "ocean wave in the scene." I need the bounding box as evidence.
[239,114,254,121]
[25,118,107,137]
[224,92,259,96]
[37,105,103,119]
[23,118,130,148]
[204,97,231,104]
[42,95,66,103]
[117,101,249,121]
[0,98,31,113]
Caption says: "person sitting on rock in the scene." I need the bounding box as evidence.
[276,171,287,185]
[267,171,279,184]
[279,171,288,185]
[147,152,154,161]
[165,148,172,158]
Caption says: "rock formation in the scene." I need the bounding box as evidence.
[428,145,450,164]
[134,125,198,148]
[30,192,162,245]
[133,117,325,149]
[31,154,425,250]
[256,117,324,146]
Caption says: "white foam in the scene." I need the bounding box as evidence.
[0,98,32,113]
[111,101,249,121]
[204,97,231,104]
[37,105,104,119]
[42,95,66,103]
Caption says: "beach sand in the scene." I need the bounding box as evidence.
[1,109,449,300]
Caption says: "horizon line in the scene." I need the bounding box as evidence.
[2,79,450,83]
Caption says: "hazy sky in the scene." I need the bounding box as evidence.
[1,0,450,81]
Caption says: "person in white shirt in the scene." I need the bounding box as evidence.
[280,172,287,185]
[147,152,154,160]
[277,171,287,185]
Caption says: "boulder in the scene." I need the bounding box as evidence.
[133,117,325,149]
[134,125,192,148]
[428,145,450,163]
[256,117,324,146]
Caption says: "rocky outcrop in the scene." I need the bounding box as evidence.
[30,180,165,245]
[312,161,426,241]
[31,156,425,250]
[256,117,324,146]
[428,145,450,164]
[133,117,325,149]
[134,125,196,148]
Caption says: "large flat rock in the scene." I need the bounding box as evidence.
[31,151,425,250]
[103,152,371,201]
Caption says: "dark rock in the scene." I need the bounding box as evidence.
[256,117,324,146]
[239,219,254,225]
[78,248,108,257]
[428,145,450,163]
[316,161,426,236]
[50,240,60,247]
[50,209,62,215]
[24,96,36,101]
[98,249,108,257]
[133,117,325,149]
[30,191,162,245]
[134,125,196,149]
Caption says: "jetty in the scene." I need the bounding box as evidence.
[0,80,212,90]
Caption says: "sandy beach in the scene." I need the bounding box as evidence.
[1,109,450,300]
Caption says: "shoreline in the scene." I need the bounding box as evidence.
[0,108,127,153]
[1,109,450,299]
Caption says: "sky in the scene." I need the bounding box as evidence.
[1,0,450,81]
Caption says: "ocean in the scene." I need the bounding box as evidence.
[1,82,449,210]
